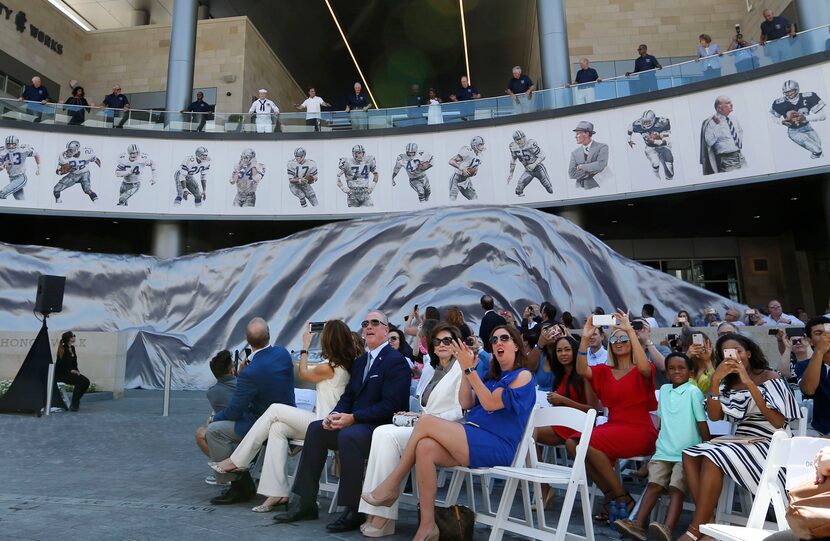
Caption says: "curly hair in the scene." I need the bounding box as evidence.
[714,333,769,393]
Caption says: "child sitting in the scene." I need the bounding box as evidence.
[616,352,710,541]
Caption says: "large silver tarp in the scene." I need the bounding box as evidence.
[0,206,742,389]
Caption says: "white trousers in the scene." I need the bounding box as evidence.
[229,403,316,497]
[255,116,272,133]
[358,424,414,519]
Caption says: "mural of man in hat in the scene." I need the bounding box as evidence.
[568,120,610,189]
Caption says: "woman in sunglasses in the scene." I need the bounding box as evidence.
[359,323,465,537]
[362,324,535,541]
[575,311,658,522]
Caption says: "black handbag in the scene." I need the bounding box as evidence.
[433,504,475,541]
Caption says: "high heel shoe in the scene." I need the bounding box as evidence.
[251,497,288,513]
[361,489,399,508]
[208,461,246,475]
[361,518,395,538]
[413,524,440,541]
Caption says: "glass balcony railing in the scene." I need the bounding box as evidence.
[2,24,828,134]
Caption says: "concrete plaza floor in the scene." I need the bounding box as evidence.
[0,390,670,540]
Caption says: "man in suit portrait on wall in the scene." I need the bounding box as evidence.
[568,121,610,190]
[700,95,747,175]
[275,310,410,533]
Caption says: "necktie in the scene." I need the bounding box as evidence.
[363,353,374,383]
[583,147,589,161]
[260,100,266,112]
[725,116,741,149]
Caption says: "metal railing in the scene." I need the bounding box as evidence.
[2,25,828,134]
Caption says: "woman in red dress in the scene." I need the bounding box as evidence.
[574,310,658,521]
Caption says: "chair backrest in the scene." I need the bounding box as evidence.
[792,406,808,437]
[746,431,829,530]
[510,406,542,468]
[528,406,597,475]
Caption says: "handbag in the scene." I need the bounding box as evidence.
[434,504,475,541]
[785,480,830,539]
[392,413,419,427]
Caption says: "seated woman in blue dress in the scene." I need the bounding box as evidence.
[362,324,536,541]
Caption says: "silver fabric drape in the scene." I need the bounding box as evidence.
[0,206,742,389]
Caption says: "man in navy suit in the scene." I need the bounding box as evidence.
[478,294,507,353]
[206,317,295,504]
[275,310,410,532]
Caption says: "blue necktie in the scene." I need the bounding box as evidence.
[363,353,374,383]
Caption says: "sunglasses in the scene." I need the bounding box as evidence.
[432,337,454,346]
[465,337,476,346]
[361,319,388,328]
[608,335,630,344]
[490,334,512,345]
[388,336,399,342]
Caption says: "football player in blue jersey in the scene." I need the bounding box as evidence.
[770,80,825,159]
[627,110,675,179]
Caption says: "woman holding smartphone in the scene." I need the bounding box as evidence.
[679,333,802,541]
[209,320,359,512]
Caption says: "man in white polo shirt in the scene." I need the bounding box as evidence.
[295,87,331,132]
[248,89,279,133]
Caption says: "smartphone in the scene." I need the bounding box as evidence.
[414,304,419,312]
[592,314,616,326]
[632,320,644,331]
[692,333,705,346]
[768,328,779,336]
[244,347,252,360]
[309,321,325,333]
[824,323,830,332]
[667,333,678,341]
[785,328,806,338]
[233,350,240,373]
[745,309,756,315]
[678,316,687,323]
[723,348,738,360]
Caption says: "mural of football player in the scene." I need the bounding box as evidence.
[626,110,675,180]
[115,144,157,206]
[175,146,210,206]
[392,142,433,202]
[507,130,552,197]
[53,140,100,203]
[448,136,485,200]
[287,147,319,208]
[770,79,825,158]
[337,144,377,207]
[0,135,40,200]
[568,121,609,190]
[230,148,265,207]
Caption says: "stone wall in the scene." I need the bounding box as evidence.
[241,20,305,115]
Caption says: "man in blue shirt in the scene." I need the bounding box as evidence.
[18,76,50,122]
[506,65,536,113]
[346,82,371,130]
[102,84,130,128]
[184,91,213,132]
[568,58,601,104]
[797,316,830,437]
[454,75,480,120]
[760,9,795,44]
[626,44,662,94]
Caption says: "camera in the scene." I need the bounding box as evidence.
[735,24,741,36]
[309,321,325,333]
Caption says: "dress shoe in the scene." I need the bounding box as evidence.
[361,489,399,508]
[326,509,366,533]
[361,518,396,537]
[273,499,318,523]
[210,472,255,505]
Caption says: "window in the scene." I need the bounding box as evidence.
[637,258,742,302]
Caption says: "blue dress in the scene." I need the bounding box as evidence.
[535,350,554,392]
[463,369,536,468]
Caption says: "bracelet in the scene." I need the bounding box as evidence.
[299,349,308,356]
[707,392,720,401]
[464,366,476,375]
[577,351,588,356]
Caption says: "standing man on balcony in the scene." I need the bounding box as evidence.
[184,91,213,132]
[248,89,279,134]
[345,82,371,130]
[567,58,601,104]
[295,87,330,132]
[626,44,662,94]
[102,85,130,129]
[19,76,50,123]
[506,66,536,114]
[760,9,796,64]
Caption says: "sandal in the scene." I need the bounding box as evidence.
[616,493,636,517]
[592,490,613,522]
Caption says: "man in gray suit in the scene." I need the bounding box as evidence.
[568,121,609,189]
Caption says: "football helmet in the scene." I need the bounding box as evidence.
[405,142,418,157]
[352,144,365,161]
[65,140,81,157]
[470,136,486,153]
[512,130,526,146]
[294,147,306,160]
[195,146,209,161]
[127,144,140,161]
[5,135,18,149]
[783,80,800,100]
[640,110,656,129]
[241,148,255,165]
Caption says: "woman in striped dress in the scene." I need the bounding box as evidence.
[680,333,802,541]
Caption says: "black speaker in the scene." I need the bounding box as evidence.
[34,275,65,315]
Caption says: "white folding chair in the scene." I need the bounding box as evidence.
[488,407,598,541]
[285,440,341,513]
[701,431,828,541]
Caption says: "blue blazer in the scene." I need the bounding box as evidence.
[213,345,295,435]
[331,344,410,426]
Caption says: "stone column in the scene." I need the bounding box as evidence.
[164,0,199,126]
[152,222,183,259]
[537,0,572,105]
[796,0,830,54]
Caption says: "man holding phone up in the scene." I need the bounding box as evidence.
[796,317,830,437]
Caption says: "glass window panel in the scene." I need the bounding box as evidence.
[699,259,739,281]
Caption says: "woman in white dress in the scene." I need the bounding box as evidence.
[680,333,802,541]
[210,320,359,512]
[358,322,465,537]
[426,88,443,125]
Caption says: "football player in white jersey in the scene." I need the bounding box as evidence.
[337,144,378,207]
[0,135,40,200]
[627,110,674,179]
[230,148,265,207]
[507,130,552,197]
[115,144,157,206]
[448,136,485,200]
[287,147,319,208]
[392,142,433,202]
[53,140,100,203]
[770,79,826,158]
[175,146,211,206]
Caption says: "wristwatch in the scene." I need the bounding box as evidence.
[299,350,309,356]
[464,366,476,375]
